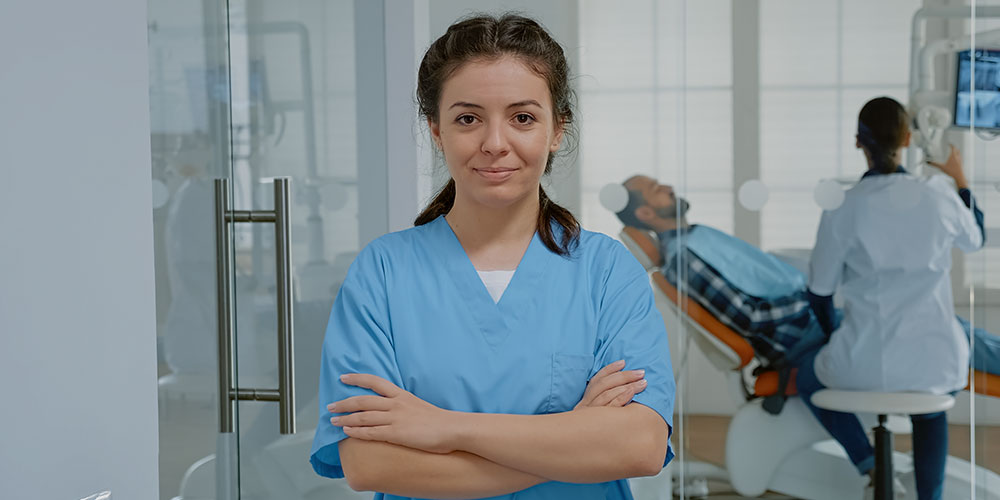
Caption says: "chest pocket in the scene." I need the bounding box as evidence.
[546,353,595,413]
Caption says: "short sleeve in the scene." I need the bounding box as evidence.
[309,243,403,478]
[808,208,850,297]
[592,243,676,467]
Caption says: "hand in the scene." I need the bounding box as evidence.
[573,360,647,410]
[328,373,457,454]
[927,144,968,190]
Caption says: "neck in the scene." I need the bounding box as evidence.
[864,148,903,171]
[445,188,540,254]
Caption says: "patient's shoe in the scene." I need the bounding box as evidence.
[862,476,906,499]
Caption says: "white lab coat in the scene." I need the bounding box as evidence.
[809,173,983,395]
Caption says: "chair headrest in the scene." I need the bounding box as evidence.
[619,227,664,270]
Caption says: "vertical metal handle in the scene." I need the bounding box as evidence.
[213,177,296,435]
[215,179,236,434]
[274,178,296,435]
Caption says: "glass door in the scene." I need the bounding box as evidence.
[150,1,382,498]
[148,0,240,498]
[225,1,373,499]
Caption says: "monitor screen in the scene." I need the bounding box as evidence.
[955,48,1000,130]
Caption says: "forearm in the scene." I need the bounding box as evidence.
[807,290,837,336]
[448,403,668,483]
[339,438,545,499]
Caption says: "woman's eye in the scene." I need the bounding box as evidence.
[514,113,535,124]
[457,115,477,125]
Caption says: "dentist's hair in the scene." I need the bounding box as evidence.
[857,97,910,174]
[413,13,580,256]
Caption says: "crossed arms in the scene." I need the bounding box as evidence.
[332,362,670,498]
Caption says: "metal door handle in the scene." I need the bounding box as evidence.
[214,178,296,435]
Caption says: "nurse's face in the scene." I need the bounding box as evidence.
[429,57,564,210]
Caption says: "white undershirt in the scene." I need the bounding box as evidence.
[476,270,516,303]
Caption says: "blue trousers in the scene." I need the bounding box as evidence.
[796,348,949,499]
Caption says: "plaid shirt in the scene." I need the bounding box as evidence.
[660,229,815,368]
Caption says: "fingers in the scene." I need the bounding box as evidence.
[591,359,626,381]
[611,387,637,407]
[592,379,647,407]
[343,424,391,442]
[340,373,403,397]
[588,369,645,397]
[331,410,392,428]
[327,395,392,414]
[591,385,632,407]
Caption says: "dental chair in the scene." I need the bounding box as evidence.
[619,226,1000,500]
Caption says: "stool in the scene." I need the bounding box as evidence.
[811,390,955,500]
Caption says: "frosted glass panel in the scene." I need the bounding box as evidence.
[761,191,822,251]
[579,91,658,188]
[760,90,838,188]
[760,0,837,86]
[578,0,655,90]
[656,0,732,87]
[841,0,919,85]
[669,90,733,190]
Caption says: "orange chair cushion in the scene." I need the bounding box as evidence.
[651,273,756,368]
[754,369,798,397]
[968,370,1000,398]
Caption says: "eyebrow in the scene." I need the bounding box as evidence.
[447,100,544,111]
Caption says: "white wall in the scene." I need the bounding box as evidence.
[0,1,159,498]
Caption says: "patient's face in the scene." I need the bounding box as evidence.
[626,175,689,217]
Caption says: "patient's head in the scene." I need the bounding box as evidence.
[615,175,690,232]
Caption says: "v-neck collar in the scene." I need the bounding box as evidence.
[429,215,555,348]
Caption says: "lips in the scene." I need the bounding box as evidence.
[475,168,516,173]
[474,167,517,182]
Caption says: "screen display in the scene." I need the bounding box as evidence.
[955,49,1000,130]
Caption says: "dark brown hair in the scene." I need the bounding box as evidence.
[857,97,910,174]
[412,13,580,256]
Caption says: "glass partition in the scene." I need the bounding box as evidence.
[150,1,1000,498]
[968,2,1000,496]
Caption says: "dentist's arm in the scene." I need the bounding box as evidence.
[929,145,985,248]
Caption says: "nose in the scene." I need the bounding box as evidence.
[481,121,510,156]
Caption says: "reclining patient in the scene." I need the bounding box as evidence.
[613,174,1000,376]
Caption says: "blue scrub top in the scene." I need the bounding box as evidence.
[310,216,675,500]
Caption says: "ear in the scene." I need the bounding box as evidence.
[855,135,861,149]
[550,120,565,152]
[902,130,912,148]
[428,118,442,149]
[635,205,656,223]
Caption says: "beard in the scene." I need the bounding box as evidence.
[653,197,690,220]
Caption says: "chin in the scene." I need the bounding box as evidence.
[473,187,536,210]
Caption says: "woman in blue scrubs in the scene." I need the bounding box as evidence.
[797,97,984,499]
[310,14,675,500]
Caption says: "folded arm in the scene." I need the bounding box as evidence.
[338,438,545,499]
[443,402,669,483]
